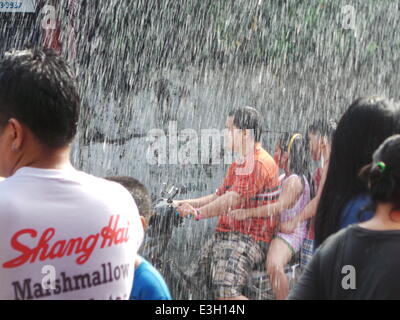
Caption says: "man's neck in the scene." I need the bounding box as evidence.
[11,145,73,176]
[236,141,259,164]
[239,140,259,156]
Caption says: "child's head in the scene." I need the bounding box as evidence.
[275,133,307,176]
[307,119,336,162]
[360,134,400,209]
[274,132,290,169]
[105,176,152,230]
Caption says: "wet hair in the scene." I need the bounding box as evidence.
[286,134,309,177]
[228,106,263,142]
[359,135,400,209]
[277,132,309,186]
[307,118,337,141]
[277,132,291,151]
[105,176,152,221]
[315,96,400,247]
[0,48,80,149]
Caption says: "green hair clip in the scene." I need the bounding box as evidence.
[376,161,386,173]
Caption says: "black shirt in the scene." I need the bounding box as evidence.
[289,225,400,300]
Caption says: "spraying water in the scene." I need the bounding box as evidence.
[2,0,400,299]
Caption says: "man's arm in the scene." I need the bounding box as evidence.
[290,195,319,224]
[198,191,242,219]
[230,176,303,220]
[176,192,242,219]
[174,194,218,208]
[279,190,319,234]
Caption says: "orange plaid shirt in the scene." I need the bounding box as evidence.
[215,144,280,243]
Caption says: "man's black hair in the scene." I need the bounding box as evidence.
[307,118,337,141]
[228,106,263,142]
[0,48,80,148]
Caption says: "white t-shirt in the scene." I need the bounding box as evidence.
[0,167,144,300]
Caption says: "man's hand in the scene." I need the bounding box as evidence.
[280,219,298,234]
[176,203,197,219]
[172,200,184,208]
[229,209,250,221]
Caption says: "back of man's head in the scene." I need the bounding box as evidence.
[0,48,80,149]
[105,176,152,223]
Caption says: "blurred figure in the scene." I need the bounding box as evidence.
[0,49,143,300]
[290,135,400,299]
[106,176,172,301]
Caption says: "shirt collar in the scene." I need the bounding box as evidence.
[236,143,261,165]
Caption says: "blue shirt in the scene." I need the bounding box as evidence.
[339,194,374,229]
[130,258,172,300]
[312,194,374,254]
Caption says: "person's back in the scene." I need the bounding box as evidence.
[0,167,143,300]
[290,225,400,299]
[0,49,144,300]
[279,174,310,224]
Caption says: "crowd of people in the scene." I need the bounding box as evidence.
[0,48,400,300]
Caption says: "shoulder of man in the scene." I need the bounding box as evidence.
[78,172,135,199]
[0,178,18,217]
[253,148,279,177]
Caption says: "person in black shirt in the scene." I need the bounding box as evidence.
[289,134,400,300]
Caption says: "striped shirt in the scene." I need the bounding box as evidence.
[215,144,280,243]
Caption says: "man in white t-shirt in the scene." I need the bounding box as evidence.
[0,48,144,300]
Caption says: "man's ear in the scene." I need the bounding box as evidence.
[8,118,24,151]
[320,136,329,150]
[140,216,148,231]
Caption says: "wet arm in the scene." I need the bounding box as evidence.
[198,192,242,219]
[174,194,218,208]
[286,163,329,224]
[233,176,303,219]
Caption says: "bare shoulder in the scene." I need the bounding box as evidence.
[282,174,303,192]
